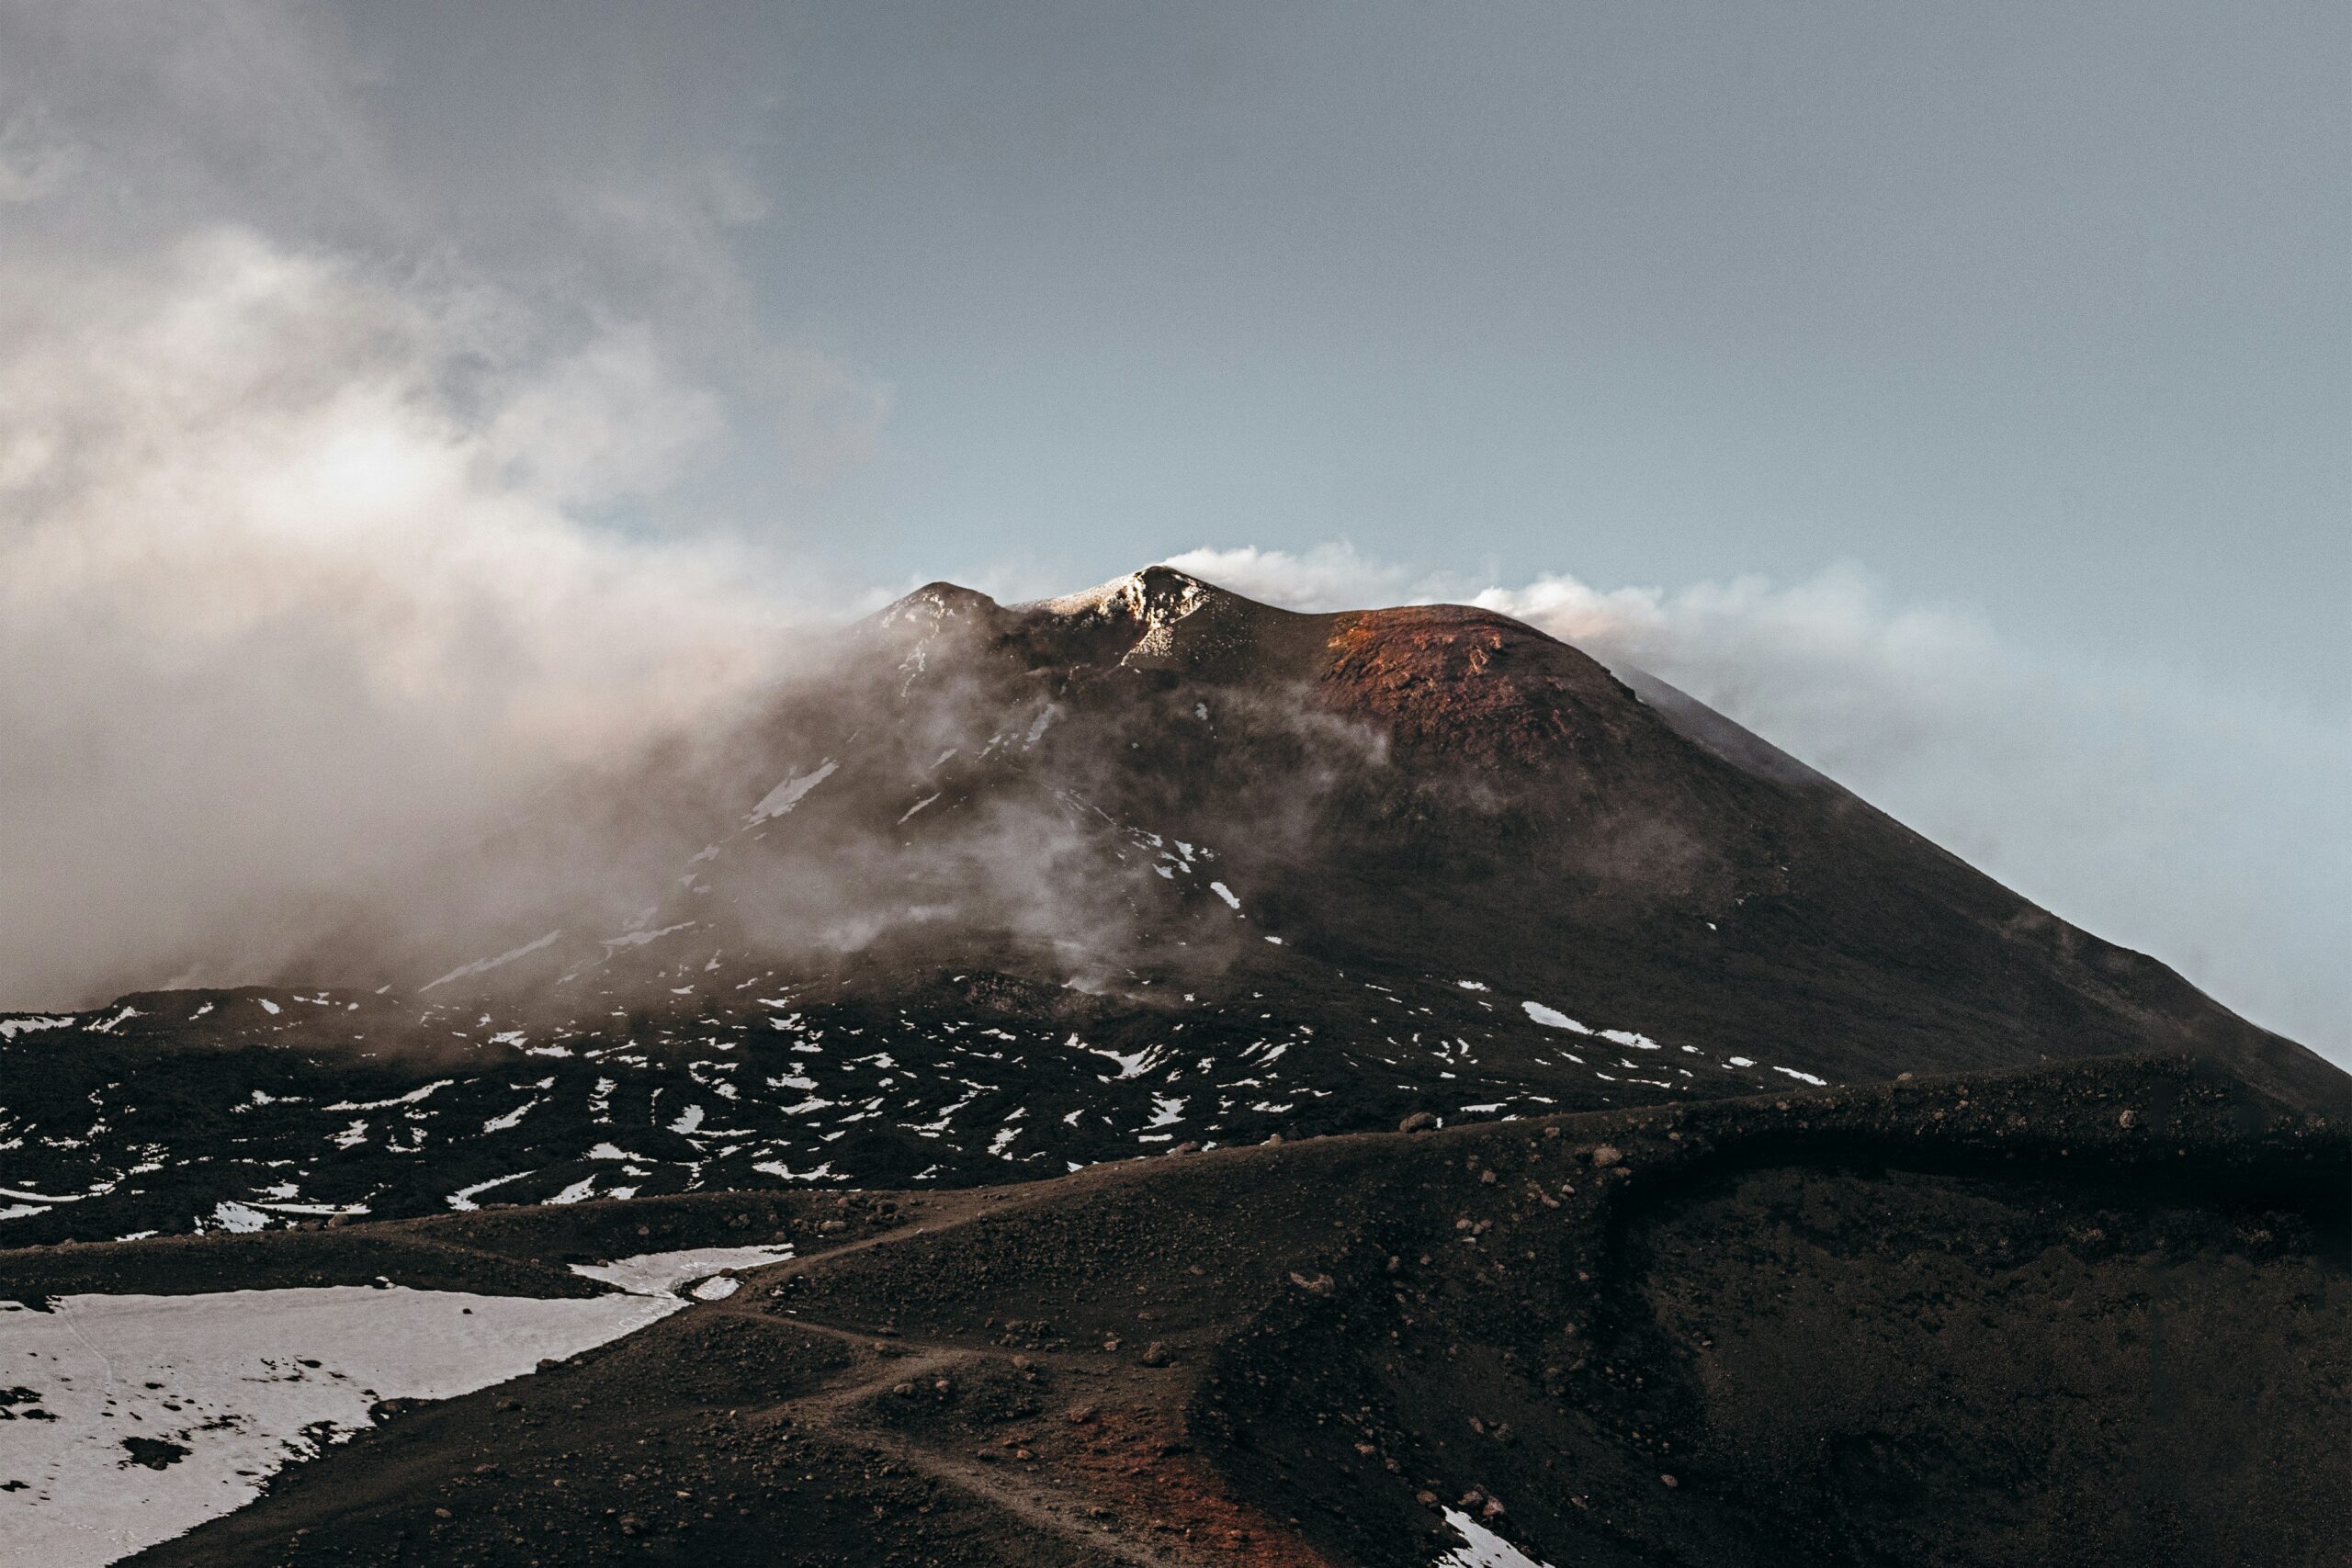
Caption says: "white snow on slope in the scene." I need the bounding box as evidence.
[1521,1001,1592,1034]
[445,1168,537,1211]
[0,1187,91,1205]
[207,1201,266,1234]
[600,920,695,950]
[568,1245,795,1299]
[1436,1507,1557,1568]
[422,930,561,992]
[0,1016,75,1040]
[0,1286,678,1568]
[1069,1033,1156,1079]
[325,1078,454,1112]
[749,760,838,823]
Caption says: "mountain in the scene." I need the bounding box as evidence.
[2,568,2344,1568]
[0,567,2338,1247]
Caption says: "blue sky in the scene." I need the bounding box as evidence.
[319,1,2349,695]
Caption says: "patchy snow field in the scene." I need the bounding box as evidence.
[0,1285,680,1567]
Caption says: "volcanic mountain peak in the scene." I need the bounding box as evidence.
[1024,562,1227,622]
[1008,563,1282,672]
[877,580,1001,632]
[885,564,1585,697]
[1,558,2339,1269]
[868,566,1275,678]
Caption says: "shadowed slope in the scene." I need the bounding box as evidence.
[0,566,2337,1253]
[59,1055,2343,1568]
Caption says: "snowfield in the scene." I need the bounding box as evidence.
[0,1284,682,1567]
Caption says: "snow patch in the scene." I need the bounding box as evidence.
[600,921,695,950]
[1436,1506,1557,1568]
[325,1079,453,1112]
[570,1246,797,1298]
[207,1201,266,1234]
[0,1285,678,1568]
[422,931,560,991]
[445,1169,536,1212]
[749,760,838,822]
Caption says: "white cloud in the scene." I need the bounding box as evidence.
[0,107,78,203]
[0,223,804,1006]
[485,324,728,506]
[1169,545,2351,1059]
[1161,542,1450,613]
[0,8,842,1009]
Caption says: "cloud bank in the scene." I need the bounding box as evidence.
[0,6,872,1007]
[1166,545,2351,1058]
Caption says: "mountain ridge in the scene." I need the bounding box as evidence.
[0,564,2338,1252]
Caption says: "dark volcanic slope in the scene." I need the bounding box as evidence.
[24,1056,2336,1568]
[0,567,2340,1246]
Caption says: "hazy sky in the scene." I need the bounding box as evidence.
[319,0,2348,689]
[1,3,2344,1052]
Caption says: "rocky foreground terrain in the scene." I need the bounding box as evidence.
[1,569,2344,1565]
[1,1055,2342,1567]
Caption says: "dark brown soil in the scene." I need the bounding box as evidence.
[0,1055,2327,1568]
